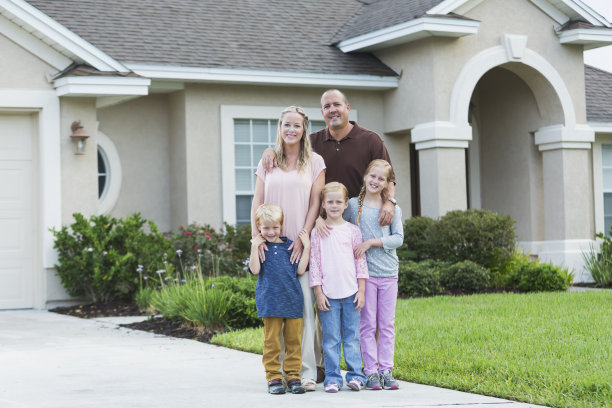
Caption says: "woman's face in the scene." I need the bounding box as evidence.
[280,112,304,147]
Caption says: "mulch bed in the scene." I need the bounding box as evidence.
[49,301,223,343]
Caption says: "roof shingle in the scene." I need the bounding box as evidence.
[585,65,612,122]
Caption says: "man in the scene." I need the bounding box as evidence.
[263,89,397,227]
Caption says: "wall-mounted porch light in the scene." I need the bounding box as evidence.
[70,121,90,155]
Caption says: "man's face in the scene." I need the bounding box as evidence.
[321,91,350,130]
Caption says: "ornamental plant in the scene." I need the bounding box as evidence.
[51,213,174,303]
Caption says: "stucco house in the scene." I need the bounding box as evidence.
[1,0,612,309]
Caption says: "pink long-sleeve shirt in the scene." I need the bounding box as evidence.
[309,222,368,299]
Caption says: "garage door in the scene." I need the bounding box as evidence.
[0,113,35,309]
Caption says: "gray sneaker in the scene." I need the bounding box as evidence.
[380,370,399,390]
[365,373,382,390]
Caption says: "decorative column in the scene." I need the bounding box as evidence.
[530,123,595,281]
[412,121,472,218]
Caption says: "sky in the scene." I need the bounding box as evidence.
[583,0,612,73]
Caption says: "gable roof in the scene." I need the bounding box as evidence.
[23,0,396,78]
[585,65,612,123]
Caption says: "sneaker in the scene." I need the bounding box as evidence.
[301,378,316,392]
[268,378,285,394]
[347,378,363,391]
[287,378,305,394]
[380,370,399,390]
[324,382,340,393]
[365,373,382,390]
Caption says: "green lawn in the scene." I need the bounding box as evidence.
[211,291,612,408]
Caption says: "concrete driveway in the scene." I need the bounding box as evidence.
[0,310,545,408]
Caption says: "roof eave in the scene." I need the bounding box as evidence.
[126,64,399,90]
[559,28,612,49]
[336,16,480,54]
[54,76,151,97]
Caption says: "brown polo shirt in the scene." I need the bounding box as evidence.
[310,121,395,198]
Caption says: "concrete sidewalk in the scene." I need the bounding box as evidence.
[0,310,545,408]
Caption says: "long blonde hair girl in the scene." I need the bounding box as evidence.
[320,182,348,219]
[356,159,393,225]
[274,106,312,173]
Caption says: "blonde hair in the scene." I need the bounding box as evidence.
[320,182,349,219]
[356,159,393,225]
[274,106,312,173]
[255,204,284,229]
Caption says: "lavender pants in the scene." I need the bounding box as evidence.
[360,276,398,375]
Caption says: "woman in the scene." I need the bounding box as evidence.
[251,106,325,391]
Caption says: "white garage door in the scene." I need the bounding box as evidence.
[0,113,35,309]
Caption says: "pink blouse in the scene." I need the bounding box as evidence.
[309,222,368,299]
[255,153,325,241]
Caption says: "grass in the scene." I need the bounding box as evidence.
[211,291,612,408]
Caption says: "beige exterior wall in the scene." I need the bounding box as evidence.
[475,67,545,241]
[97,95,172,231]
[375,0,588,134]
[0,34,55,90]
[59,98,98,223]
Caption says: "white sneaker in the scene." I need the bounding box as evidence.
[301,378,316,392]
[347,378,364,391]
[325,382,340,393]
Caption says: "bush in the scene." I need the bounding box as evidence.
[51,213,174,303]
[429,209,516,270]
[398,260,444,297]
[506,262,568,292]
[490,247,533,288]
[209,275,260,329]
[582,233,612,287]
[399,216,436,261]
[440,260,490,293]
[169,223,252,277]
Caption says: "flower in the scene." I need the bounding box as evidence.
[143,276,148,280]
[190,265,197,270]
[156,270,165,274]
[211,283,215,288]
[184,231,192,236]
[176,249,183,255]
[164,277,170,281]
[86,247,93,252]
[179,225,185,230]
[136,265,144,272]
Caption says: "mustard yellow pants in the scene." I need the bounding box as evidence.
[262,317,303,382]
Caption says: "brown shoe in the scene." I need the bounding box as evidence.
[316,366,325,384]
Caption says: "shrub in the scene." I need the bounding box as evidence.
[490,247,533,288]
[398,260,444,297]
[399,216,436,261]
[209,275,260,329]
[440,260,490,293]
[582,233,612,287]
[169,223,252,277]
[506,262,568,292]
[429,209,516,270]
[51,213,174,303]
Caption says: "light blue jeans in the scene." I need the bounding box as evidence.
[319,293,366,387]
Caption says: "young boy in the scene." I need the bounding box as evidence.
[249,203,311,395]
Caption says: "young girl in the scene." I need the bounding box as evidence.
[309,182,368,392]
[344,159,404,390]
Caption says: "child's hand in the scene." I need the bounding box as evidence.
[354,240,372,259]
[316,292,330,311]
[251,235,268,262]
[298,230,310,247]
[353,291,365,310]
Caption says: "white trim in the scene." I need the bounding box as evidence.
[411,121,472,150]
[0,0,128,71]
[518,239,596,282]
[0,89,61,308]
[54,76,150,97]
[0,14,71,70]
[529,0,570,24]
[589,122,612,134]
[450,44,577,130]
[534,123,594,151]
[126,64,398,90]
[592,138,605,236]
[559,28,612,47]
[337,16,479,53]
[96,130,122,215]
[220,106,356,225]
[560,0,611,28]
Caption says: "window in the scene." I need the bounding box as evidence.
[97,131,122,215]
[603,144,612,234]
[220,105,344,225]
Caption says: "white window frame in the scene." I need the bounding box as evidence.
[592,126,612,235]
[220,105,357,225]
[97,130,122,215]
